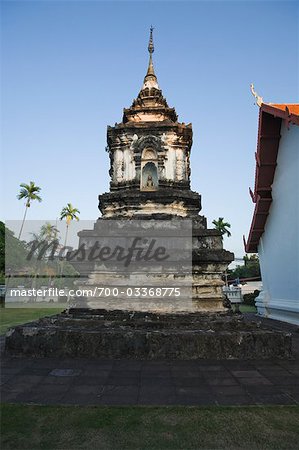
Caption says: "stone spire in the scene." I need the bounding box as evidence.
[142,26,159,90]
[123,27,178,123]
[145,27,155,77]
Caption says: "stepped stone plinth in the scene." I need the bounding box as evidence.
[5,309,292,360]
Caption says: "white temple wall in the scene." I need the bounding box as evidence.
[255,123,299,325]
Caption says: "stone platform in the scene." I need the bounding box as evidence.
[5,309,292,360]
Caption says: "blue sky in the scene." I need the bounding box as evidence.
[1,0,298,258]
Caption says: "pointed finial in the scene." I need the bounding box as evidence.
[145,26,156,78]
[250,83,263,107]
[148,26,154,54]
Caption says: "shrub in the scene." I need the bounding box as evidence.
[243,289,260,306]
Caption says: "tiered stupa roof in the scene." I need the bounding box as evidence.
[123,27,178,124]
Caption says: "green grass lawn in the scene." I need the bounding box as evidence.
[1,404,299,450]
[0,307,64,335]
[239,304,257,313]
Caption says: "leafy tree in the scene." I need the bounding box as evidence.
[228,254,261,280]
[243,290,260,306]
[212,217,231,237]
[4,224,32,273]
[242,254,261,278]
[17,181,42,239]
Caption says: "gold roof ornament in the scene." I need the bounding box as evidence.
[250,83,264,107]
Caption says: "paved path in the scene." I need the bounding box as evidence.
[1,314,298,406]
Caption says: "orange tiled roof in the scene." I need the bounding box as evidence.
[269,104,299,115]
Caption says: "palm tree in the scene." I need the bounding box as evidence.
[17,181,42,239]
[40,222,59,243]
[39,223,60,291]
[212,217,231,237]
[60,203,80,249]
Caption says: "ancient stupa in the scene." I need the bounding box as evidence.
[74,27,234,312]
[5,30,292,359]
